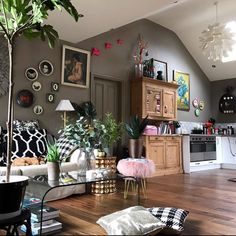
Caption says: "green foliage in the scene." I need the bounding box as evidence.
[62,117,106,153]
[72,101,97,124]
[46,143,60,162]
[101,113,123,148]
[173,121,181,128]
[0,0,81,47]
[124,115,148,139]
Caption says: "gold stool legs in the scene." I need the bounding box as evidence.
[124,178,147,200]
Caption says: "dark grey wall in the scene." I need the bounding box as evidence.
[0,19,212,135]
[77,19,212,123]
[211,78,236,122]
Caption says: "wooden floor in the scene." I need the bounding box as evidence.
[47,169,236,235]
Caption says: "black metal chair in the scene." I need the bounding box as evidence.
[0,208,32,236]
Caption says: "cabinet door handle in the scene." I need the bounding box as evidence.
[164,105,168,113]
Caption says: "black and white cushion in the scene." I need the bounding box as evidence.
[147,207,189,232]
[2,129,48,163]
[13,119,40,131]
[56,135,77,161]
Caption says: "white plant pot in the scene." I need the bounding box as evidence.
[47,162,60,181]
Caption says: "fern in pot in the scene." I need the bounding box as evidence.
[124,115,148,158]
[0,0,80,220]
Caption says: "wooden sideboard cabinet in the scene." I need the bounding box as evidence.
[143,135,183,176]
[130,77,179,120]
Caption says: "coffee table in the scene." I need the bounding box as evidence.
[25,172,141,235]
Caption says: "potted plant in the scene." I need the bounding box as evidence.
[101,113,123,156]
[46,143,61,182]
[173,121,181,134]
[124,115,148,158]
[0,0,80,219]
[62,117,106,174]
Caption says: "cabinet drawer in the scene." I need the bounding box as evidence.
[166,136,181,142]
[148,136,165,142]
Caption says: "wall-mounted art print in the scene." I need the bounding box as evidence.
[32,81,42,91]
[25,67,38,81]
[16,90,34,108]
[61,45,90,88]
[39,60,54,76]
[51,82,59,92]
[153,59,168,82]
[46,93,55,103]
[173,70,190,111]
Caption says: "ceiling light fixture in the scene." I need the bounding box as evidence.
[199,2,236,62]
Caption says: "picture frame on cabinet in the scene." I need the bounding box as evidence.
[152,59,168,82]
[61,45,90,89]
[173,70,190,111]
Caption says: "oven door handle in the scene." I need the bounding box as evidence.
[190,142,205,145]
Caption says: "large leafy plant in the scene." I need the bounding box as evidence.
[0,0,81,182]
[124,115,148,139]
[62,117,106,153]
[101,113,123,149]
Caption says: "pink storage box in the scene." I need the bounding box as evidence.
[143,125,157,135]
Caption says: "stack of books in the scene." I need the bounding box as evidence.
[22,197,62,235]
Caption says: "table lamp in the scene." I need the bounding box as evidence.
[55,99,75,128]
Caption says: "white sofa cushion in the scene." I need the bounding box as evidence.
[0,166,22,176]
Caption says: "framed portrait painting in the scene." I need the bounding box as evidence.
[61,45,90,88]
[173,70,190,111]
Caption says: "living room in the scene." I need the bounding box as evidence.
[1,0,236,235]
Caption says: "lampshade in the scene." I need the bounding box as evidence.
[55,99,75,111]
[199,2,236,61]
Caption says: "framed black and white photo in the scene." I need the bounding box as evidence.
[46,93,55,103]
[32,81,42,91]
[152,59,168,82]
[25,67,38,81]
[51,82,59,92]
[61,45,90,88]
[39,60,54,76]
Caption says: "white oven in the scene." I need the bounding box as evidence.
[182,135,221,173]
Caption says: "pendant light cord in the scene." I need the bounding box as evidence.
[214,2,218,23]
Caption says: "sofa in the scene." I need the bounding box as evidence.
[0,120,85,201]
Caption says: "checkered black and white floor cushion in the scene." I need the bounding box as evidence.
[147,207,189,232]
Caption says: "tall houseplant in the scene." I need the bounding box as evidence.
[124,115,148,158]
[0,0,80,182]
[0,0,80,219]
[101,113,123,156]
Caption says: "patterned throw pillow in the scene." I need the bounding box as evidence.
[13,119,40,131]
[147,207,189,233]
[1,129,48,165]
[56,135,77,161]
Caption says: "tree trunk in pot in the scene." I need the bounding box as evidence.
[0,176,28,220]
[129,138,143,158]
[47,162,60,181]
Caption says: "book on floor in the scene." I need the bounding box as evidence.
[31,219,55,228]
[30,205,60,222]
[21,219,62,235]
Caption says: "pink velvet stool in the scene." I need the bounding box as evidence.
[117,158,155,200]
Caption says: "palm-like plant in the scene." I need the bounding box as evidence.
[0,0,81,182]
[125,115,148,139]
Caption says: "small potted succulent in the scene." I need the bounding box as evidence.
[124,115,148,158]
[46,143,61,182]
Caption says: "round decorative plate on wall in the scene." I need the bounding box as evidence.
[32,81,42,91]
[38,60,54,76]
[16,89,34,108]
[25,67,38,81]
[33,105,43,115]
